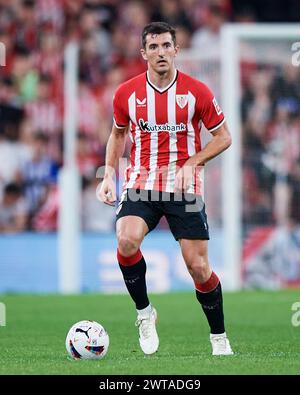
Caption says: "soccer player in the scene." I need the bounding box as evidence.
[99,22,234,356]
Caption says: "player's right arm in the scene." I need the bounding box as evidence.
[98,124,128,206]
[98,83,130,205]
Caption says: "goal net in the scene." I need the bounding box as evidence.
[178,24,300,290]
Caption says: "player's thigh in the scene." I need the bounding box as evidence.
[164,194,210,241]
[179,238,209,264]
[116,189,163,234]
[116,215,149,243]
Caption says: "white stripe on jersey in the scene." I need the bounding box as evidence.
[166,82,177,192]
[186,91,196,194]
[187,91,196,157]
[127,92,141,188]
[144,83,157,190]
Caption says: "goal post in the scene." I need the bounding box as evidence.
[58,41,81,294]
[220,23,300,290]
[220,25,242,290]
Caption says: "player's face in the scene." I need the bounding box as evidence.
[141,32,179,75]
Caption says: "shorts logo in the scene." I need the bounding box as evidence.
[116,191,127,215]
[176,95,188,109]
[136,97,146,107]
[212,97,222,115]
[116,203,123,215]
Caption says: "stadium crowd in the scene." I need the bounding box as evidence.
[0,0,299,233]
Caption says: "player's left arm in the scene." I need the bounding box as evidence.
[185,121,232,167]
[174,122,231,192]
[175,83,232,192]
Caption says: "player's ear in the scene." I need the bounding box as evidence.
[174,44,179,57]
[140,48,147,61]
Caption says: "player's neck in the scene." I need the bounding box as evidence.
[147,67,177,90]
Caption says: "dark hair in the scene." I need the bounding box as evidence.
[141,22,176,49]
[34,132,49,143]
[4,183,22,196]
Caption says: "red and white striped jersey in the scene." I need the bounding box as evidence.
[113,70,225,195]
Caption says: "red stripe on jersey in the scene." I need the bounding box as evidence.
[192,115,202,194]
[113,71,225,195]
[134,84,149,190]
[154,91,169,191]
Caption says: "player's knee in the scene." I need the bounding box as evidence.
[117,234,141,257]
[186,256,209,278]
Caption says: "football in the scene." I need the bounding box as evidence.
[65,320,109,360]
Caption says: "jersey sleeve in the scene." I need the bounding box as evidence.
[113,86,130,128]
[196,82,225,132]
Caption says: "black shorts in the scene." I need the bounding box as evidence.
[116,189,209,241]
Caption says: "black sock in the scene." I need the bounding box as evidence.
[195,282,225,334]
[118,256,149,310]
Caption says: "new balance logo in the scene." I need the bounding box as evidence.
[138,118,186,133]
[136,98,146,106]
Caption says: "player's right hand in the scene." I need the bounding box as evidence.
[97,177,116,206]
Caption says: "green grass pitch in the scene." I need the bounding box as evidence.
[0,290,299,375]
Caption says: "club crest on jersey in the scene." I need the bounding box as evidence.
[176,95,188,109]
[136,97,146,107]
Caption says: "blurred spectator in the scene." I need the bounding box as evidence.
[79,35,104,87]
[77,74,107,152]
[0,75,24,138]
[191,4,228,58]
[12,0,38,50]
[34,31,63,89]
[117,31,147,80]
[288,158,300,225]
[231,0,300,22]
[0,182,28,233]
[25,74,62,161]
[175,25,192,49]
[0,30,15,77]
[0,0,299,234]
[35,0,64,32]
[271,65,300,113]
[232,5,257,23]
[76,132,101,179]
[151,0,193,32]
[120,0,149,33]
[0,117,31,199]
[21,132,59,220]
[11,45,39,102]
[32,182,59,232]
[82,176,115,232]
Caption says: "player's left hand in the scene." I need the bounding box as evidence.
[174,163,196,192]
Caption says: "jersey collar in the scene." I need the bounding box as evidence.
[146,69,178,94]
